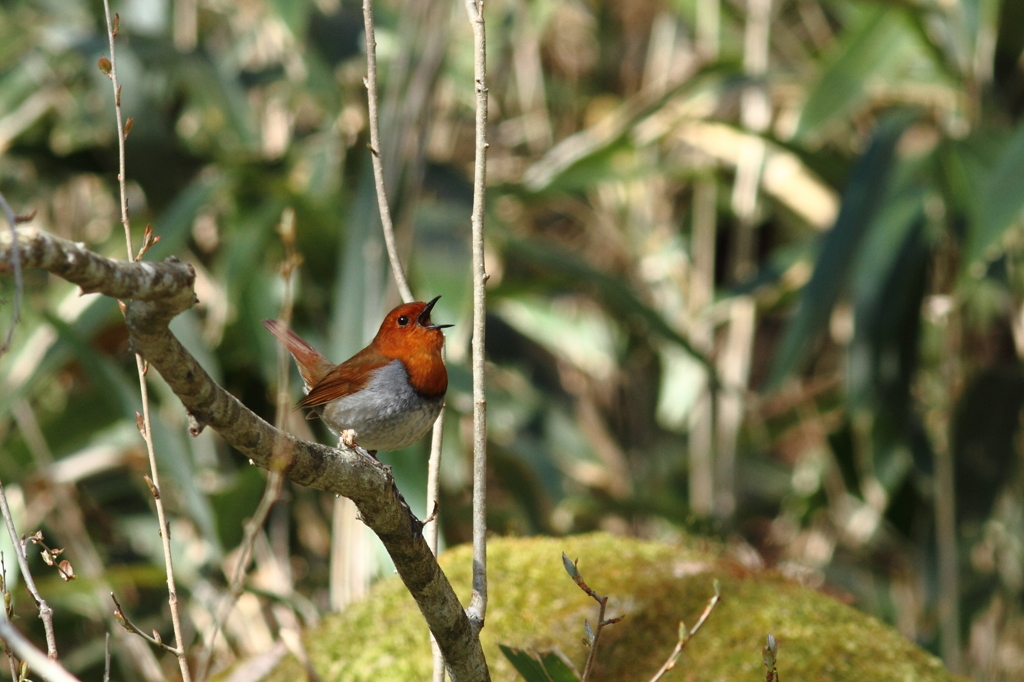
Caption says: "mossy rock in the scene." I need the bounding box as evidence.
[258,533,966,682]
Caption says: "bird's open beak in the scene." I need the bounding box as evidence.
[419,295,454,330]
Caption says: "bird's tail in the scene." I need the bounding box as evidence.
[262,319,334,391]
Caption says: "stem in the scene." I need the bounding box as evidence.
[111,593,183,655]
[362,0,414,305]
[100,2,191,679]
[580,597,607,682]
[0,481,57,659]
[647,587,721,682]
[464,0,489,633]
[362,1,448,673]
[427,392,446,682]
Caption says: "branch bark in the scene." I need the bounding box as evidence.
[0,227,490,682]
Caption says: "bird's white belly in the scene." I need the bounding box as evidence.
[318,360,443,451]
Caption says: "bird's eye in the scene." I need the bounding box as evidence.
[397,315,410,327]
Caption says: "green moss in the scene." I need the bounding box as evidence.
[255,533,968,682]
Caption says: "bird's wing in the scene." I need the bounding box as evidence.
[297,348,390,408]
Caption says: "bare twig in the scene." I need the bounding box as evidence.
[0,555,17,679]
[111,593,182,655]
[647,583,721,682]
[0,620,80,682]
[11,400,164,680]
[103,633,111,682]
[561,554,624,681]
[0,480,58,659]
[362,3,449,676]
[427,399,446,682]
[464,0,489,635]
[362,0,413,304]
[100,3,192,679]
[195,208,300,682]
[0,192,22,355]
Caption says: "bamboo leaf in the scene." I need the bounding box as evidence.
[967,120,1024,269]
[769,111,917,388]
[795,8,906,140]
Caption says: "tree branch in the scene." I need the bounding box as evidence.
[0,226,490,682]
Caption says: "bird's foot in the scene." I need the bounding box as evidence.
[339,429,358,449]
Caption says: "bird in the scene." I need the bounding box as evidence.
[263,296,451,454]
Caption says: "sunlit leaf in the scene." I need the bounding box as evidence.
[796,8,907,140]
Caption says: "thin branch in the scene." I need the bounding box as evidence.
[561,554,623,682]
[195,208,300,682]
[98,5,132,256]
[0,480,58,659]
[647,583,721,682]
[362,0,414,304]
[11,399,164,681]
[99,3,192,679]
[427,399,446,682]
[0,620,80,682]
[0,227,491,682]
[464,0,489,634]
[103,633,111,682]
[362,3,448,675]
[110,593,182,655]
[0,192,22,355]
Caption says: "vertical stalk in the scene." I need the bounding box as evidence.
[933,301,962,673]
[688,180,716,515]
[688,0,720,516]
[100,2,191,679]
[464,0,490,631]
[362,0,415,305]
[717,0,772,519]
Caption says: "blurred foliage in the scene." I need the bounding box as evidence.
[2,0,1024,680]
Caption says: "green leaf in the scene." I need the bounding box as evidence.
[796,7,906,140]
[499,645,582,682]
[848,185,927,412]
[769,111,917,388]
[537,650,582,682]
[967,120,1024,268]
[268,0,311,37]
[504,240,716,379]
[500,645,554,682]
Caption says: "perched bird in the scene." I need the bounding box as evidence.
[263,296,451,453]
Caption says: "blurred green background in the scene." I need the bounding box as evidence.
[2,0,1024,679]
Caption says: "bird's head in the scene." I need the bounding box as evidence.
[372,296,452,372]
